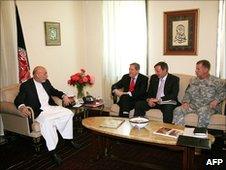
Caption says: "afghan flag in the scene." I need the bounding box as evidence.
[16,5,31,83]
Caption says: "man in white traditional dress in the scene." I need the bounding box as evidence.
[14,66,79,165]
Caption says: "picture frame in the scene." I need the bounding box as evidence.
[163,9,198,55]
[44,22,61,46]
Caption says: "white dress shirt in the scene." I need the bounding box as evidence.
[34,79,50,110]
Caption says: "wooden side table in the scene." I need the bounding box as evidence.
[82,100,105,118]
[83,102,105,118]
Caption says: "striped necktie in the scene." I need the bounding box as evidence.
[156,78,164,99]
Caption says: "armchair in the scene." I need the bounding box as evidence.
[0,84,62,151]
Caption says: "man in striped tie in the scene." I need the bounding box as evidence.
[112,63,148,117]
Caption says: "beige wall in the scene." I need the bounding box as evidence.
[148,1,219,76]
[83,0,220,98]
[81,1,103,98]
[16,1,85,95]
[15,1,219,98]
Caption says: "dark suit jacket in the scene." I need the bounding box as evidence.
[147,74,179,102]
[14,78,64,118]
[111,73,148,101]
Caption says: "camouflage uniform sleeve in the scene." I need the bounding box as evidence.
[214,79,226,103]
[181,78,195,103]
[182,84,191,103]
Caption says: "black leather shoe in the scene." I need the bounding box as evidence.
[51,153,62,166]
[0,136,7,145]
[67,140,81,149]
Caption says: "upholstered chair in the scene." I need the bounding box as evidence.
[0,84,62,151]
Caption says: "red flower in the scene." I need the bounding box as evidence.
[68,69,94,87]
[83,76,88,83]
[71,75,79,82]
[78,78,83,84]
[89,76,95,85]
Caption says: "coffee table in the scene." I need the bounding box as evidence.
[82,116,215,170]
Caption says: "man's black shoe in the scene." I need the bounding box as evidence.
[0,136,7,145]
[67,140,81,149]
[51,153,62,166]
[70,140,81,149]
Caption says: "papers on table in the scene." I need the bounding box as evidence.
[153,127,183,138]
[73,103,83,108]
[183,127,208,139]
[99,119,125,129]
[158,100,177,105]
[83,101,104,108]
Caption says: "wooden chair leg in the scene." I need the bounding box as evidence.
[33,137,41,153]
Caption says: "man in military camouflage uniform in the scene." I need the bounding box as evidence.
[173,60,226,127]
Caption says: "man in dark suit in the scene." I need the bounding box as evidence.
[134,62,180,123]
[112,63,148,117]
[14,66,79,166]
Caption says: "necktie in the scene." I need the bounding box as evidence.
[156,78,164,99]
[129,78,135,92]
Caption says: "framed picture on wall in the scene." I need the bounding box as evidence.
[163,9,198,55]
[44,22,61,46]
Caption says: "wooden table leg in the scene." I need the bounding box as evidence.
[103,137,113,157]
[91,133,106,160]
[187,147,195,170]
[182,147,195,170]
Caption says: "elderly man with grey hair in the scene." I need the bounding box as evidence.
[112,63,148,117]
[14,66,80,166]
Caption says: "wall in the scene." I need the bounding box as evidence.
[81,0,220,99]
[16,1,103,98]
[81,1,103,98]
[148,1,219,76]
[16,1,84,95]
[15,1,219,98]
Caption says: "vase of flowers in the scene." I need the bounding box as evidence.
[68,69,94,99]
[76,84,85,99]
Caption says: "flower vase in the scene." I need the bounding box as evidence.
[77,87,85,99]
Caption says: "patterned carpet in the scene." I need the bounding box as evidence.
[0,132,181,170]
[0,120,226,170]
[0,129,90,170]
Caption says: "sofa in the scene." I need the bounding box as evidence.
[110,74,226,131]
[0,84,62,151]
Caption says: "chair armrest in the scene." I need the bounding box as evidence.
[0,101,23,117]
[113,95,118,104]
[26,106,40,133]
[26,106,35,122]
[0,101,35,128]
[0,102,34,120]
[0,102,35,135]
